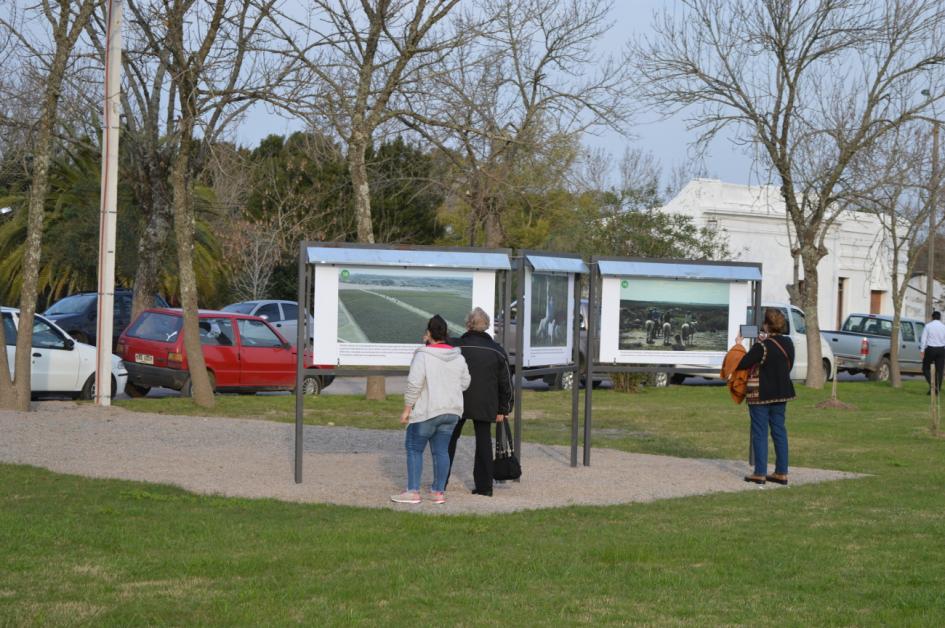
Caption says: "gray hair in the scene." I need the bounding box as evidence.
[465,307,490,332]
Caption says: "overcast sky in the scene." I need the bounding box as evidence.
[237,1,759,190]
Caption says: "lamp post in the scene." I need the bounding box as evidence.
[929,121,940,320]
[922,88,940,320]
[95,0,123,406]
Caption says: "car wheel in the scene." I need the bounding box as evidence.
[823,358,834,382]
[544,370,576,391]
[869,357,891,382]
[125,382,151,398]
[79,374,117,400]
[652,371,670,388]
[71,331,90,345]
[300,375,322,396]
[181,372,216,397]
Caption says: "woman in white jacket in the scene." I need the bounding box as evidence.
[391,315,471,505]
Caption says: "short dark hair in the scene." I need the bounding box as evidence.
[933,311,941,321]
[427,314,448,341]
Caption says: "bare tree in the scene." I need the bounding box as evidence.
[0,0,98,410]
[267,0,463,243]
[402,0,632,247]
[631,0,945,388]
[114,0,283,407]
[855,124,945,386]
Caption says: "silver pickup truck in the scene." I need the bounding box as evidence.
[821,313,924,381]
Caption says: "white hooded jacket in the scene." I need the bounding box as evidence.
[404,345,471,423]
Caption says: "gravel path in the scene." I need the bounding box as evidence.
[0,402,863,515]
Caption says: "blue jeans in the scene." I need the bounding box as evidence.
[749,402,788,476]
[405,414,460,492]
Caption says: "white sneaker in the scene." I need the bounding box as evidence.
[390,491,421,504]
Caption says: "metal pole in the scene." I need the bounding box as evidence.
[294,243,306,483]
[570,270,581,467]
[95,0,123,406]
[583,262,597,466]
[928,121,940,321]
[513,257,525,460]
[749,278,763,465]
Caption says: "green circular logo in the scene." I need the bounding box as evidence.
[341,269,350,279]
[621,280,629,289]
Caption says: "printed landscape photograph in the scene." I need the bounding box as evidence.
[529,273,569,348]
[337,267,473,344]
[618,278,729,352]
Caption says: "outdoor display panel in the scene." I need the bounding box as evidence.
[522,270,575,367]
[617,278,729,352]
[598,272,752,366]
[312,260,500,367]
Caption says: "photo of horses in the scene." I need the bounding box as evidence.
[338,268,472,344]
[618,278,729,352]
[529,273,569,348]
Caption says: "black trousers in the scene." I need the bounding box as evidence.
[922,346,945,392]
[446,418,494,492]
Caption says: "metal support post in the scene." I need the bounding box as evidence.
[582,262,598,466]
[570,270,581,467]
[294,243,306,483]
[513,257,526,460]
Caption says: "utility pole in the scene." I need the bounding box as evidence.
[95,0,123,406]
[927,121,941,321]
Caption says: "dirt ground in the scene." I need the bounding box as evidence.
[0,402,862,515]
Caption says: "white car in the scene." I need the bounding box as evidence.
[2,307,127,399]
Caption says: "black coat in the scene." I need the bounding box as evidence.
[736,335,796,404]
[450,330,513,422]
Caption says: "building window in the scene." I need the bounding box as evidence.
[870,290,885,315]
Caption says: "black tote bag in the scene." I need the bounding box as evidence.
[493,419,522,481]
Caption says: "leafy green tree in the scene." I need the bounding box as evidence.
[0,140,225,307]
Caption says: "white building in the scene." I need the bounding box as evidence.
[662,179,910,329]
[904,274,945,321]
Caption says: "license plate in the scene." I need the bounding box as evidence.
[135,353,154,365]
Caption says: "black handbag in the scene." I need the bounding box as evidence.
[493,419,522,481]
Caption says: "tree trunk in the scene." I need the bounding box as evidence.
[365,375,386,400]
[483,206,503,248]
[132,177,173,319]
[800,246,825,389]
[9,54,70,411]
[170,135,215,408]
[1,0,98,410]
[349,130,375,243]
[889,312,902,388]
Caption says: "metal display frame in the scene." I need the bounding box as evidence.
[294,241,513,483]
[581,256,763,466]
[509,251,589,467]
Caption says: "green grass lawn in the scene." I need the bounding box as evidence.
[3,381,944,624]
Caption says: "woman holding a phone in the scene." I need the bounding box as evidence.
[734,308,796,485]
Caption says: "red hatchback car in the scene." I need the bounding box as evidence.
[118,308,332,397]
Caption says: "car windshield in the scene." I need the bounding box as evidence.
[222,302,257,314]
[45,294,96,315]
[126,312,183,342]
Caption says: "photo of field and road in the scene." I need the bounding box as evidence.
[337,268,473,344]
[618,278,729,352]
[529,273,569,347]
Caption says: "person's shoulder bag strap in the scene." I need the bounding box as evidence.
[768,337,793,370]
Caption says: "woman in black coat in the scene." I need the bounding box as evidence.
[735,308,796,485]
[446,307,513,496]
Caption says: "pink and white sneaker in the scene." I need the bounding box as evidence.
[431,491,446,504]
[390,491,421,504]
